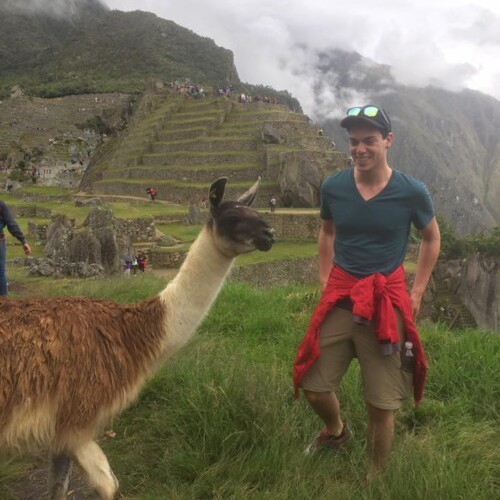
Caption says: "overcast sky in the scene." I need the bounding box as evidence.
[102,0,500,117]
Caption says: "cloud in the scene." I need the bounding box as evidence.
[109,1,500,115]
[2,0,108,17]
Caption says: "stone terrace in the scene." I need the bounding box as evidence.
[88,93,342,206]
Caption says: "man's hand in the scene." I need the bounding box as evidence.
[23,243,31,255]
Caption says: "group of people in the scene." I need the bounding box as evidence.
[0,102,441,485]
[169,80,205,98]
[123,253,147,277]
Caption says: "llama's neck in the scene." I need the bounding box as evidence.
[158,226,234,355]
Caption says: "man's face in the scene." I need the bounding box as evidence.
[347,125,393,172]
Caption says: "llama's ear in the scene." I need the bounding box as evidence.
[209,177,228,209]
[237,176,261,206]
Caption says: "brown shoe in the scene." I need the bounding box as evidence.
[304,425,351,455]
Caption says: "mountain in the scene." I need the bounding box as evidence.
[0,5,498,235]
[0,1,239,98]
[316,50,500,235]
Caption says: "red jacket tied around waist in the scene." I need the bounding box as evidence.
[293,265,427,405]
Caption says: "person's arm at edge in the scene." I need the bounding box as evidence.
[318,219,335,291]
[1,202,32,255]
[411,216,440,318]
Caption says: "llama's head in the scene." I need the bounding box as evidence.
[208,177,275,257]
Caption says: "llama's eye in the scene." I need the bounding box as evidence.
[226,215,239,225]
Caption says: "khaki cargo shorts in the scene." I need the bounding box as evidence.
[301,306,413,410]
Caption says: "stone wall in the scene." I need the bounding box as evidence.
[229,257,318,287]
[10,205,53,218]
[115,217,156,242]
[435,254,499,331]
[149,247,187,269]
[261,212,320,240]
[27,220,48,243]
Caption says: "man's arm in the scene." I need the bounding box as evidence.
[411,216,440,318]
[318,219,335,291]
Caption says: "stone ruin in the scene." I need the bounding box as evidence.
[27,207,134,278]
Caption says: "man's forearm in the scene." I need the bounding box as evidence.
[412,238,440,296]
[318,230,334,289]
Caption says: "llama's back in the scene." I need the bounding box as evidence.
[0,296,166,450]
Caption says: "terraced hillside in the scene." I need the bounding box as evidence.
[84,93,346,206]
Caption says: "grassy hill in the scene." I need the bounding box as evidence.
[1,275,498,499]
[0,7,239,98]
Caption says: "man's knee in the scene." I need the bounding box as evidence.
[303,390,332,405]
[365,402,395,428]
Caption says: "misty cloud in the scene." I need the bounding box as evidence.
[450,8,500,46]
[107,1,500,116]
[2,0,108,18]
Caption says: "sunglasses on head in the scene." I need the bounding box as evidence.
[346,105,390,124]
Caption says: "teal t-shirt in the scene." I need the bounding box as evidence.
[320,168,434,278]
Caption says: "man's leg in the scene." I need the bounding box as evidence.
[303,390,344,437]
[355,309,409,478]
[365,402,395,478]
[301,308,354,439]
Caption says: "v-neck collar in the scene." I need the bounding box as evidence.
[351,168,394,202]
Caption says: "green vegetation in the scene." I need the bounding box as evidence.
[439,217,500,259]
[236,240,318,266]
[0,9,235,99]
[0,8,300,112]
[1,278,498,499]
[155,223,201,242]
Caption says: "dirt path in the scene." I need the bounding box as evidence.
[75,192,320,214]
[10,460,100,500]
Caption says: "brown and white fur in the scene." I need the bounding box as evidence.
[0,177,274,499]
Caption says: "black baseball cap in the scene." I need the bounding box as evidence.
[340,105,392,133]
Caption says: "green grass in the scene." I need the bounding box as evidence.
[1,278,498,499]
[156,223,202,242]
[5,197,185,227]
[20,185,76,196]
[237,240,317,265]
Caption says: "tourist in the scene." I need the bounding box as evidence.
[0,200,32,295]
[293,105,440,482]
[269,195,277,213]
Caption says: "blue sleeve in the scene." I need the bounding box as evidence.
[0,201,27,244]
[412,181,435,230]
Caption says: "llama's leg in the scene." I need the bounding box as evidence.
[48,453,72,500]
[72,440,119,500]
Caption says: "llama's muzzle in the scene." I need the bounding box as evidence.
[255,226,275,251]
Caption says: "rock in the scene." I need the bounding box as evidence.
[156,234,178,247]
[74,197,104,207]
[27,258,104,278]
[186,203,202,225]
[42,208,133,274]
[279,151,346,207]
[435,254,500,331]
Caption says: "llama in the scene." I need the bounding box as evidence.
[0,177,274,500]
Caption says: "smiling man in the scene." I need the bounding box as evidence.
[293,105,441,481]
